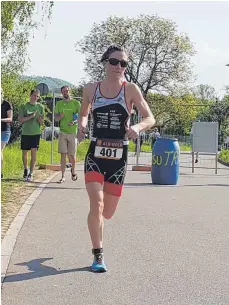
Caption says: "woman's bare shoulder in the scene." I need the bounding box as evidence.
[125,82,140,92]
[84,82,99,92]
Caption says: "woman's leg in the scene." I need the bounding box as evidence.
[86,181,104,249]
[86,180,108,272]
[103,192,120,220]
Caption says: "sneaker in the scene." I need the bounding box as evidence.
[195,159,198,163]
[23,168,29,179]
[91,254,107,273]
[26,173,33,182]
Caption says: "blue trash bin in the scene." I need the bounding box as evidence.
[151,138,180,185]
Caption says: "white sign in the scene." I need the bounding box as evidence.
[192,122,218,153]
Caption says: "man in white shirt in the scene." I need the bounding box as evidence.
[151,127,160,148]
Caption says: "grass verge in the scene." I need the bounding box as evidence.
[218,149,229,165]
[1,138,192,239]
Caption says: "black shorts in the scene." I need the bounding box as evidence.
[21,135,41,150]
[84,139,128,197]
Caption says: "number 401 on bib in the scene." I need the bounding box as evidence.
[94,139,123,160]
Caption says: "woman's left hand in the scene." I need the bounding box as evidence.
[125,125,140,140]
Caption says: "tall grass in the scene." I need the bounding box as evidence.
[2,139,90,179]
[219,149,229,164]
[2,139,192,179]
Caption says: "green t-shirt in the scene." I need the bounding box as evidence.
[55,99,81,134]
[19,102,44,135]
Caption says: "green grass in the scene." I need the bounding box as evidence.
[129,141,191,153]
[2,140,58,179]
[179,144,192,151]
[219,149,229,164]
[2,139,90,180]
[2,139,192,180]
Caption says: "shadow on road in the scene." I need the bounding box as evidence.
[2,258,93,283]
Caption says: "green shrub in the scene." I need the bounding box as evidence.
[219,150,229,164]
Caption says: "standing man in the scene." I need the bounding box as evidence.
[19,89,44,181]
[151,127,161,148]
[55,86,81,183]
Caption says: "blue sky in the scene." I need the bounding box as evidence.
[25,1,229,96]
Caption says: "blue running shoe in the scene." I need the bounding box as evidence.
[91,254,107,273]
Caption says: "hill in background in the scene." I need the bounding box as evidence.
[22,75,75,89]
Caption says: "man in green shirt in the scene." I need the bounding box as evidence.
[19,89,44,181]
[55,85,81,183]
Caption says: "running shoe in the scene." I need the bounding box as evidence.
[23,168,29,179]
[91,254,107,273]
[26,173,33,182]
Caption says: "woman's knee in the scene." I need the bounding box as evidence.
[86,182,104,216]
[89,200,104,217]
[103,210,113,220]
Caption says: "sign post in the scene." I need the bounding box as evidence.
[192,122,219,174]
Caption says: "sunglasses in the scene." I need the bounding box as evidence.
[107,58,128,68]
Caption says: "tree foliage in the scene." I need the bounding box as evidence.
[1,1,54,74]
[192,84,217,103]
[147,93,199,133]
[76,15,195,96]
[1,73,37,142]
[1,1,54,141]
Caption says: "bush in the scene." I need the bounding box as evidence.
[219,149,229,164]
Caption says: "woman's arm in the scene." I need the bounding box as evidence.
[1,109,13,123]
[77,84,92,141]
[126,83,155,139]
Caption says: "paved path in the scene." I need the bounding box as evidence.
[1,156,229,305]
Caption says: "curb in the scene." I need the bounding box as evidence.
[1,171,59,285]
[39,164,61,171]
[132,165,151,171]
[218,158,229,167]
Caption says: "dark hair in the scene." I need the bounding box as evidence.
[61,85,69,92]
[30,89,40,96]
[100,45,126,63]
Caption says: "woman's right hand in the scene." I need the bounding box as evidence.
[77,125,87,143]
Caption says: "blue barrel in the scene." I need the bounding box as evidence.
[151,138,180,185]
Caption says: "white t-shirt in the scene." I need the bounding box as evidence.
[151,131,160,139]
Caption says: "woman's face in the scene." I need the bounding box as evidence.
[105,51,128,80]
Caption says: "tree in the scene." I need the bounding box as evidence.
[192,84,217,103]
[71,83,86,100]
[207,95,229,144]
[147,92,199,133]
[146,93,173,126]
[223,85,229,95]
[76,15,195,96]
[1,1,54,141]
[1,1,54,74]
[1,73,37,142]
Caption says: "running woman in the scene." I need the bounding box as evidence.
[77,45,155,272]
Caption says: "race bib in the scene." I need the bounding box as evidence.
[94,138,123,160]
